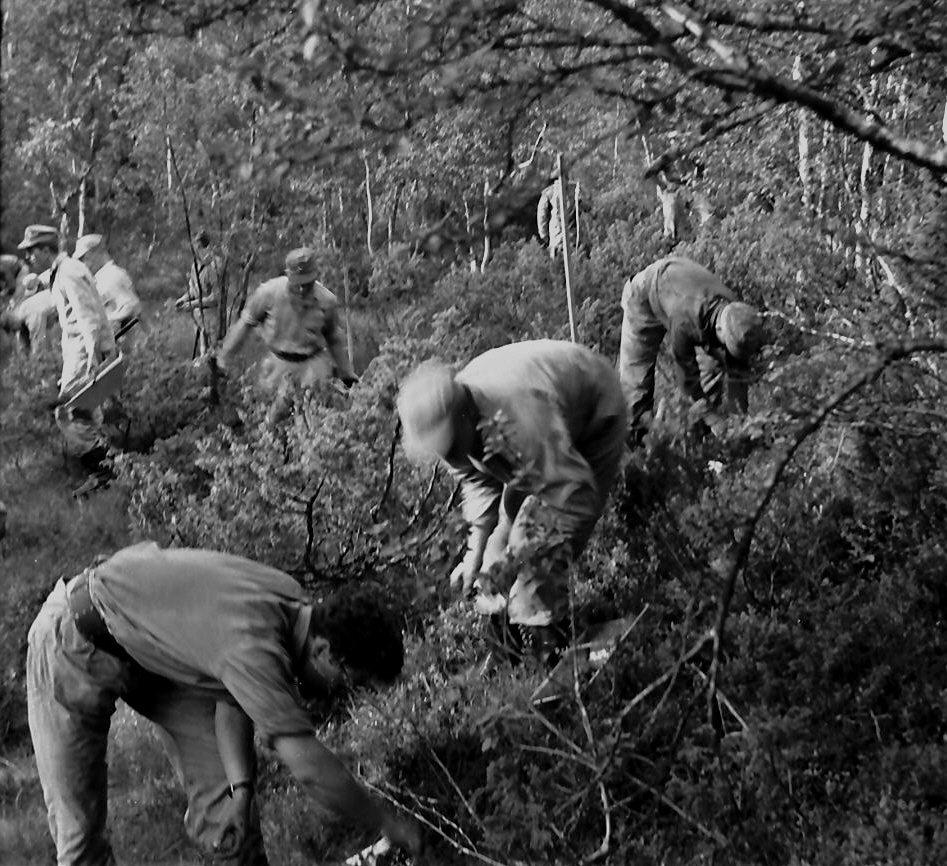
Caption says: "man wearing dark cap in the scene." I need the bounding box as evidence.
[27,541,421,865]
[217,247,357,424]
[16,224,116,473]
[396,340,626,666]
[618,256,764,444]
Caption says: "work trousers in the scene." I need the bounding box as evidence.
[258,351,333,425]
[475,410,626,627]
[26,578,268,866]
[618,277,749,432]
[55,333,110,456]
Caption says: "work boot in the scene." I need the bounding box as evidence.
[471,614,526,679]
[485,613,525,665]
[73,445,114,498]
[79,444,110,474]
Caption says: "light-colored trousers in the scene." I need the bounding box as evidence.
[26,578,268,866]
[55,333,110,456]
[618,277,748,432]
[258,351,333,424]
[476,411,626,627]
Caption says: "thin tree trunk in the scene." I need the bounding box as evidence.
[363,154,374,256]
[816,120,830,223]
[463,196,477,272]
[556,154,577,343]
[793,55,812,212]
[388,180,404,252]
[166,138,174,229]
[855,50,881,280]
[480,178,491,273]
[78,174,87,237]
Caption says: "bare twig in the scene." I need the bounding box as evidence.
[618,630,714,724]
[365,779,511,866]
[583,782,612,863]
[425,744,487,835]
[688,664,749,732]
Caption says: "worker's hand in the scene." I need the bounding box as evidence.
[449,551,481,596]
[381,812,423,856]
[212,788,251,857]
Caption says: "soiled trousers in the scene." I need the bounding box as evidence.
[476,411,626,627]
[55,334,110,456]
[619,277,747,432]
[258,351,333,425]
[26,578,268,866]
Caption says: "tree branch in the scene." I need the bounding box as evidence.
[705,338,947,729]
[660,2,947,175]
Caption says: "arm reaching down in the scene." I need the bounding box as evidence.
[273,733,421,854]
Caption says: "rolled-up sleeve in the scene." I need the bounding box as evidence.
[219,644,313,747]
[240,283,271,328]
[670,325,704,403]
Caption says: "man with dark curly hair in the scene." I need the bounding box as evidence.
[26,541,420,865]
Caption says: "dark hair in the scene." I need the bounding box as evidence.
[308,585,404,683]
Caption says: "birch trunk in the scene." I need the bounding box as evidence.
[77,174,87,237]
[363,154,374,256]
[793,56,812,212]
[855,50,881,280]
[480,178,491,273]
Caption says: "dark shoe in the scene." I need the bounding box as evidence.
[485,613,526,667]
[72,472,111,498]
[526,622,569,670]
[79,444,110,474]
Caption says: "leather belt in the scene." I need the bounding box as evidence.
[67,570,130,661]
[273,348,320,363]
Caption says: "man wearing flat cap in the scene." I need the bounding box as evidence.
[618,256,765,445]
[74,234,141,341]
[27,541,421,864]
[17,224,116,474]
[217,247,357,424]
[397,340,626,666]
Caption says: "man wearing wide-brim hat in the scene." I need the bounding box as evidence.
[17,223,117,478]
[216,246,358,425]
[618,256,765,445]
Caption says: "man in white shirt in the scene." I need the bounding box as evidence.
[17,224,116,474]
[74,234,141,342]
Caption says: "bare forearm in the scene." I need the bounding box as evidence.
[275,734,386,832]
[219,318,251,362]
[328,337,353,380]
[215,701,255,784]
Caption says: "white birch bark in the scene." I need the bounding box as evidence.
[793,55,812,212]
[363,154,374,256]
[855,50,882,279]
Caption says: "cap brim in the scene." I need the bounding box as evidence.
[287,270,319,286]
